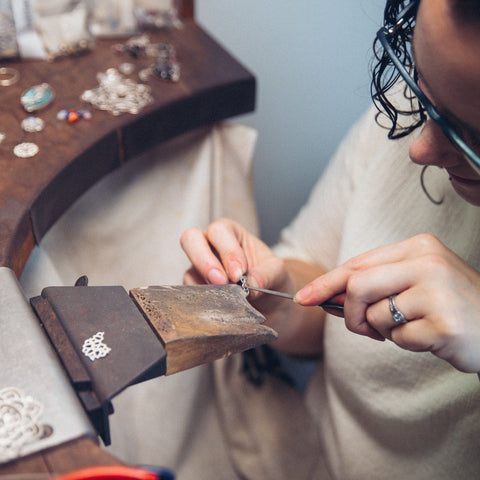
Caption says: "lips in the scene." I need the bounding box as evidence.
[449,173,480,186]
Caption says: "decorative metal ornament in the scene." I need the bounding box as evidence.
[13,142,39,158]
[152,43,180,82]
[0,387,52,463]
[20,83,55,112]
[139,67,153,82]
[21,116,45,133]
[113,33,153,58]
[119,62,135,75]
[137,43,180,83]
[82,331,112,362]
[81,68,153,116]
[152,59,180,82]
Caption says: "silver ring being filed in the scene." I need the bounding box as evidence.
[0,67,19,86]
[389,294,408,324]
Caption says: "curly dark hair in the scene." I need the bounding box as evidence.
[371,0,480,140]
[371,0,425,139]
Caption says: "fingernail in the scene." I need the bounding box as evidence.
[248,276,259,289]
[207,268,227,284]
[229,261,244,282]
[294,284,312,303]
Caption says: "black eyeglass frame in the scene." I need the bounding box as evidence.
[376,0,480,172]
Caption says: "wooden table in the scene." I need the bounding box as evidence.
[0,13,255,478]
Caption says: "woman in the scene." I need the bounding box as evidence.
[181,0,480,478]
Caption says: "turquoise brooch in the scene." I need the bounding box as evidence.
[20,83,55,112]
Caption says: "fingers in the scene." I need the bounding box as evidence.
[295,234,444,306]
[366,293,447,352]
[364,290,480,373]
[180,218,271,287]
[293,235,460,346]
[294,245,406,306]
[342,260,417,334]
[205,220,249,281]
[365,293,414,340]
[180,227,229,284]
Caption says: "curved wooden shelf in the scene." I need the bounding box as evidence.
[0,20,255,279]
[0,16,255,477]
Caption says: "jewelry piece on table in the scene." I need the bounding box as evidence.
[139,58,180,83]
[0,67,19,86]
[152,44,180,82]
[0,132,5,144]
[57,108,92,123]
[82,331,111,362]
[389,294,408,324]
[147,43,180,82]
[21,116,45,133]
[13,142,39,158]
[139,67,153,82]
[20,83,55,112]
[113,35,180,82]
[113,34,155,58]
[81,67,153,116]
[0,387,52,463]
[119,62,135,75]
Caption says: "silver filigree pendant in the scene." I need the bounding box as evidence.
[81,68,153,116]
[13,142,39,158]
[21,116,45,133]
[0,387,53,462]
[82,331,112,362]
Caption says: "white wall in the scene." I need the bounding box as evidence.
[197,0,386,245]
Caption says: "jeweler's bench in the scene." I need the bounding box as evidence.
[0,13,255,279]
[0,2,256,477]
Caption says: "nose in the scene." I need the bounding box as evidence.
[409,118,461,168]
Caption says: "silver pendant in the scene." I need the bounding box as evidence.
[13,142,39,158]
[0,387,52,463]
[82,331,112,362]
[81,68,153,116]
[21,116,45,133]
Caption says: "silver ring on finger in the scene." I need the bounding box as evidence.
[389,294,408,324]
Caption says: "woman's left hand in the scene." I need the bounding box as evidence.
[295,233,480,374]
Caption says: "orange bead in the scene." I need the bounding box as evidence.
[67,109,80,123]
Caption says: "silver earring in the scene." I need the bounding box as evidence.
[420,165,444,205]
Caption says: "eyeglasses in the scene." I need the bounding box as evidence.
[376,0,480,173]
